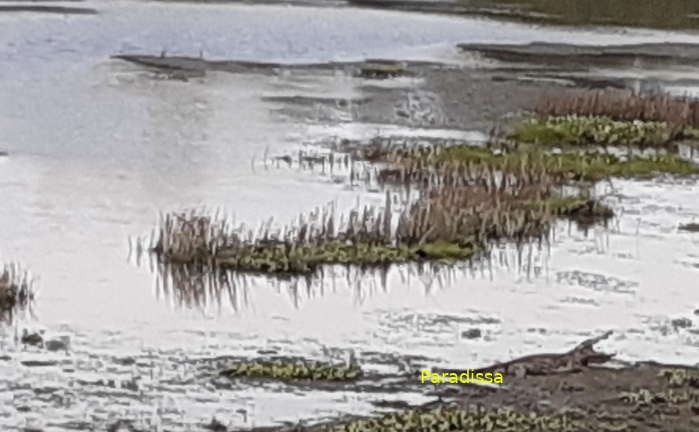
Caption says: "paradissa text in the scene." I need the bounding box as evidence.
[420,369,504,384]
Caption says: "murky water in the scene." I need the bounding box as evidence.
[1,1,699,430]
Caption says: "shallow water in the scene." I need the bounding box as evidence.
[1,1,699,430]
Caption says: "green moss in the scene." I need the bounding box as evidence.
[221,360,362,381]
[414,240,476,260]
[318,406,582,432]
[510,115,678,147]
[215,240,477,275]
[683,128,699,140]
[430,145,699,182]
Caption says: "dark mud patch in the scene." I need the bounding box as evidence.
[262,95,372,108]
[679,222,699,232]
[112,55,427,78]
[458,42,699,69]
[346,0,551,22]
[0,5,96,14]
[149,0,699,30]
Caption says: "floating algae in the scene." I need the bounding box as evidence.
[221,359,362,382]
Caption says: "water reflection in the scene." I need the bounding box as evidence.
[141,235,571,311]
[153,261,251,312]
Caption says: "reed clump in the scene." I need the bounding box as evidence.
[151,210,238,264]
[0,263,34,317]
[535,90,699,129]
[220,359,362,381]
[150,183,607,275]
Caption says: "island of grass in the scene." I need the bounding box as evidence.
[510,115,680,147]
[220,359,362,382]
[151,178,611,276]
[509,89,699,148]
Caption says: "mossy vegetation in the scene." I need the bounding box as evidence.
[382,142,699,182]
[220,360,362,381]
[510,115,678,147]
[357,61,406,79]
[215,239,477,274]
[315,406,582,432]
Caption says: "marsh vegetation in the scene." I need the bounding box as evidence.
[0,263,34,322]
[144,89,699,280]
[145,137,619,277]
[221,359,362,382]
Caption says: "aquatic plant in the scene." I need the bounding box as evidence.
[0,263,34,321]
[357,61,406,79]
[659,368,699,388]
[535,90,699,129]
[510,115,677,147]
[220,359,362,381]
[366,141,699,183]
[151,210,236,264]
[316,406,582,432]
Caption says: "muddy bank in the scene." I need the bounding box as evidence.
[244,332,699,432]
[150,0,699,31]
[458,42,699,69]
[0,5,96,14]
[113,46,686,133]
[348,0,699,30]
[113,54,578,131]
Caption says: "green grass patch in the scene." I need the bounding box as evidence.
[430,145,699,182]
[510,115,678,147]
[215,240,478,274]
[221,360,362,381]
